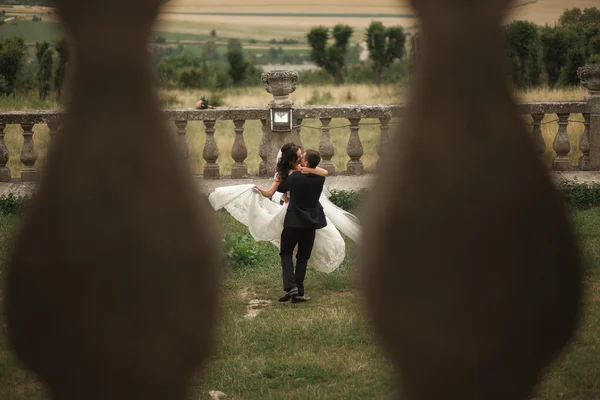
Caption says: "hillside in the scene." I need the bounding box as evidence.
[0,0,597,45]
[154,0,599,41]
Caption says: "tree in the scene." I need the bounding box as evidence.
[365,21,406,85]
[559,8,583,25]
[202,40,218,60]
[35,41,53,99]
[226,47,249,86]
[54,39,69,99]
[559,47,587,86]
[540,25,572,86]
[306,24,353,85]
[581,7,600,28]
[210,29,216,38]
[504,20,542,88]
[0,37,26,95]
[539,8,600,87]
[227,38,242,52]
[268,47,280,59]
[559,7,600,28]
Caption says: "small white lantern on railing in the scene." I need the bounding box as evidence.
[261,70,298,133]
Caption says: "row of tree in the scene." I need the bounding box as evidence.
[0,37,69,99]
[505,7,600,88]
[0,8,597,98]
[307,21,407,85]
[155,38,260,90]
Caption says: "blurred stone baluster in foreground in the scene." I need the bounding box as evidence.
[360,1,583,400]
[4,1,221,400]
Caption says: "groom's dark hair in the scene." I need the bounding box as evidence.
[305,150,321,168]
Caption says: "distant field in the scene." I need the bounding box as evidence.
[2,0,597,46]
[0,20,63,42]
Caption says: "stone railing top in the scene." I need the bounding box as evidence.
[0,101,590,125]
[515,101,588,115]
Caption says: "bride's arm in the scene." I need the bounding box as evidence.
[255,175,281,198]
[300,166,329,176]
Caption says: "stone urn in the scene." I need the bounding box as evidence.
[578,63,600,97]
[261,70,299,107]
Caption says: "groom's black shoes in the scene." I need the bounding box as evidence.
[292,296,311,304]
[279,287,299,302]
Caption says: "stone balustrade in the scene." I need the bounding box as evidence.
[0,65,599,183]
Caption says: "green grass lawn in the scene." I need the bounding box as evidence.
[0,208,599,399]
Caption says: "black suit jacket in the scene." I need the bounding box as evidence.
[277,172,327,230]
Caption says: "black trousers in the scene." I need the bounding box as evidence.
[280,227,316,296]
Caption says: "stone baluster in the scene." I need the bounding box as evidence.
[318,117,335,174]
[48,120,60,142]
[20,122,39,182]
[531,113,545,156]
[259,119,269,177]
[47,120,60,158]
[202,120,219,179]
[578,64,600,170]
[377,116,391,168]
[231,120,248,178]
[175,119,189,161]
[346,118,363,174]
[288,117,303,149]
[5,0,220,399]
[0,123,10,182]
[552,113,572,171]
[361,1,581,399]
[579,113,591,170]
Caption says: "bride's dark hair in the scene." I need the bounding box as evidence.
[277,145,299,182]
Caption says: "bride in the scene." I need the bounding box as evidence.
[208,143,361,274]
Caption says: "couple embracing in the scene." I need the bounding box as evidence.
[209,143,361,303]
[255,145,328,303]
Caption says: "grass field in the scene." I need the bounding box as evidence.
[1,205,599,399]
[4,0,597,47]
[0,85,589,178]
[0,20,63,42]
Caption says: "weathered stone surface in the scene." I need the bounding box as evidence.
[579,65,600,169]
[553,113,573,171]
[346,118,363,175]
[19,123,38,182]
[163,107,269,122]
[295,104,403,119]
[318,118,335,175]
[231,120,248,179]
[0,102,589,126]
[261,70,299,107]
[516,102,587,115]
[579,113,591,170]
[530,113,545,156]
[0,123,10,182]
[578,63,600,98]
[202,120,220,179]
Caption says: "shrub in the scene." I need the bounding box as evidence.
[0,193,30,216]
[329,189,367,213]
[223,233,265,269]
[558,180,600,210]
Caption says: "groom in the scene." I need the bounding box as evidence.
[277,149,327,303]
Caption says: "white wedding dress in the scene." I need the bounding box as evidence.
[208,159,361,273]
